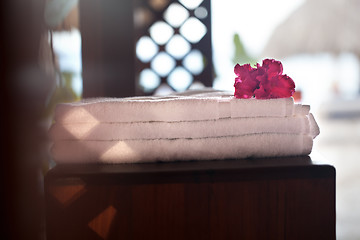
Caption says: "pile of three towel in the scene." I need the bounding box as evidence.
[49,90,319,164]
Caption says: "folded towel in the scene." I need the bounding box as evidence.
[50,90,320,164]
[308,113,320,138]
[51,133,313,164]
[54,92,306,124]
[49,116,316,141]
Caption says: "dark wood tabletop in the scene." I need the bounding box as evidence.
[46,155,334,184]
[45,156,336,240]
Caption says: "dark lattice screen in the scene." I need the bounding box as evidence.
[134,0,213,95]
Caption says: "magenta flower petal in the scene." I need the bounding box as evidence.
[234,81,255,99]
[233,59,295,99]
[234,63,252,76]
[262,59,283,77]
[234,63,259,98]
[253,84,270,99]
[269,75,295,98]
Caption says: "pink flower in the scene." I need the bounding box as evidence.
[233,59,295,99]
[234,63,258,98]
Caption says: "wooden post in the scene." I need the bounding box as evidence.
[0,0,48,239]
[80,0,136,98]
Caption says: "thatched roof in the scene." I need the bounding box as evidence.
[262,0,360,58]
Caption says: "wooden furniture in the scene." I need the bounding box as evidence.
[45,156,335,240]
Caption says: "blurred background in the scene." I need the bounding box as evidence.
[1,0,359,239]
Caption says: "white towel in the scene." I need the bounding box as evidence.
[50,89,320,164]
[51,133,313,164]
[54,93,305,124]
[49,116,314,141]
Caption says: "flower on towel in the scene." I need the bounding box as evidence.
[234,63,259,99]
[234,59,295,99]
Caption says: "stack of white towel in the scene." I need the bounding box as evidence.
[49,89,320,164]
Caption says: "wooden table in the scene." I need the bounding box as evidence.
[45,156,335,240]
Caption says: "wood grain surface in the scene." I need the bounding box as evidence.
[45,156,335,240]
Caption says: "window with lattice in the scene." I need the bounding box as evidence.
[134,0,213,95]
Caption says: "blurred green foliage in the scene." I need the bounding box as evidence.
[232,33,257,66]
[43,71,80,122]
